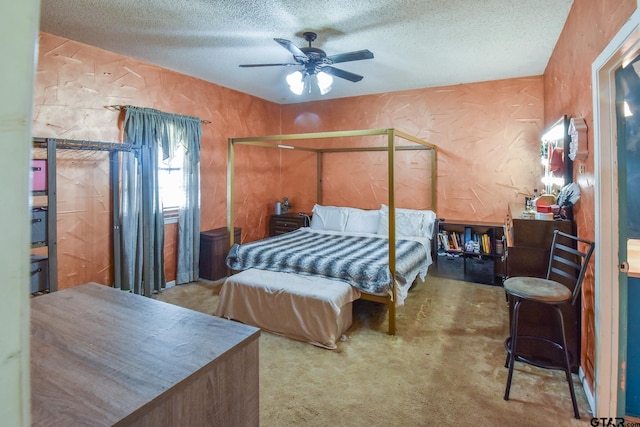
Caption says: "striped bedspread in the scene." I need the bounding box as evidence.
[226,228,430,297]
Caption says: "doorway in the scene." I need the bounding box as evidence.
[593,8,640,418]
[615,49,640,417]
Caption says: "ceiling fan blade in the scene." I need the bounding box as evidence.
[274,38,308,62]
[239,63,299,68]
[321,66,364,82]
[327,49,374,64]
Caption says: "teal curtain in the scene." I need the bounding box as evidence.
[120,106,201,295]
[175,115,202,285]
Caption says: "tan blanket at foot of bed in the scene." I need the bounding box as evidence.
[215,269,361,349]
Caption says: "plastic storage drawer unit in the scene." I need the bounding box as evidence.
[32,159,47,192]
[31,207,48,245]
[30,255,49,293]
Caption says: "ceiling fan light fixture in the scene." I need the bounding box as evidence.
[317,71,333,95]
[242,31,372,97]
[286,70,305,95]
[286,70,333,96]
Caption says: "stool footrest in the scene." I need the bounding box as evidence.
[504,335,575,371]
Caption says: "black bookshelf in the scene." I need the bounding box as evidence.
[433,219,505,286]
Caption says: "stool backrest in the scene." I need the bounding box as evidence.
[546,230,595,306]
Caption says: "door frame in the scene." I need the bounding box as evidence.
[593,6,640,417]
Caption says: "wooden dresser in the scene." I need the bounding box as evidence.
[504,204,579,371]
[200,227,241,280]
[505,204,574,277]
[31,283,260,426]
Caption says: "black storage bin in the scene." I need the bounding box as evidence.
[465,256,495,285]
[436,254,464,280]
[31,207,47,244]
[30,255,49,293]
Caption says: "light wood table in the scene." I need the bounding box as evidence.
[31,282,260,426]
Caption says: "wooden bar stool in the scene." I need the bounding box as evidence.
[503,230,595,419]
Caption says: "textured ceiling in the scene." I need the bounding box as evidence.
[39,0,574,105]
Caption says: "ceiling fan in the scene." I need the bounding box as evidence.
[239,32,374,87]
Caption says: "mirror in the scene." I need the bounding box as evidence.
[540,115,573,195]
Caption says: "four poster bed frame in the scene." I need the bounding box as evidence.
[226,128,437,335]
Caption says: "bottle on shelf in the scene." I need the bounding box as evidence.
[522,188,538,219]
[525,188,539,213]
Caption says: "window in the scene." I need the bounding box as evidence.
[158,144,184,221]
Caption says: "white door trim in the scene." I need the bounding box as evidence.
[592,7,640,417]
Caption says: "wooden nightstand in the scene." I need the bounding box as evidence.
[269,213,309,236]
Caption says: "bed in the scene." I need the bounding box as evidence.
[225,128,438,335]
[226,205,435,306]
[218,204,435,347]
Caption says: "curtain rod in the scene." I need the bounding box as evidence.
[105,105,211,124]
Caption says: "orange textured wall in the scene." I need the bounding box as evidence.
[544,0,636,392]
[280,78,545,223]
[33,31,570,294]
[33,32,280,289]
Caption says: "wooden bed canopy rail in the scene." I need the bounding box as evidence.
[227,128,437,335]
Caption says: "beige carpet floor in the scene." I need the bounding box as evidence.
[154,274,592,426]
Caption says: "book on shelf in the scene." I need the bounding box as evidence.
[482,233,490,254]
[449,231,461,251]
[463,232,492,255]
[437,230,464,253]
[438,232,450,252]
[438,225,500,255]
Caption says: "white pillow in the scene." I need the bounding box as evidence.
[422,209,437,237]
[344,207,380,234]
[310,204,349,232]
[378,204,437,238]
[377,209,423,237]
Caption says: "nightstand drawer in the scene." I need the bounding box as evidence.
[275,220,302,230]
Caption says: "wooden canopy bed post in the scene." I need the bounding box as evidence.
[387,129,397,335]
[227,129,437,336]
[227,137,235,246]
